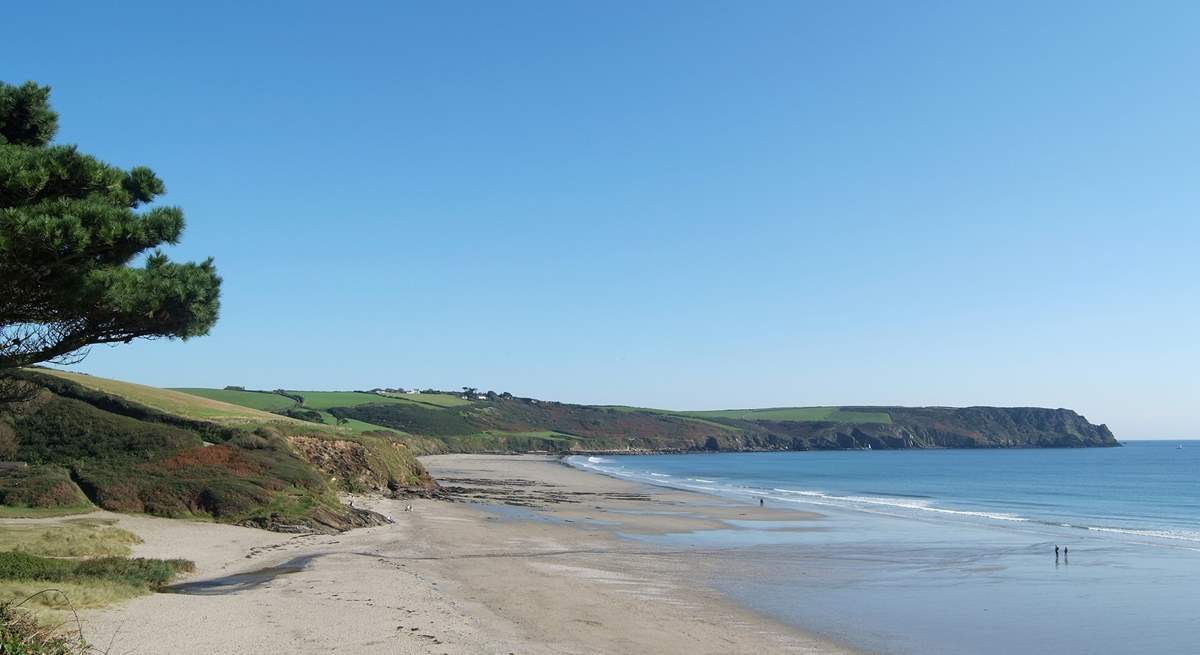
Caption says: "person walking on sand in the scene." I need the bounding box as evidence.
[760,498,764,507]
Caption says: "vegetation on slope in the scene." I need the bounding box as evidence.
[182,383,1119,454]
[39,371,286,425]
[173,387,468,432]
[675,406,892,424]
[0,466,92,517]
[192,386,1044,453]
[0,370,434,531]
[350,399,1114,452]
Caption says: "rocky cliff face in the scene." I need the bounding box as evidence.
[705,407,1119,451]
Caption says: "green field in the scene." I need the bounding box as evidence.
[60,374,894,432]
[169,388,468,433]
[164,388,426,433]
[312,410,397,434]
[677,406,892,423]
[284,391,413,410]
[385,392,472,408]
[296,390,470,409]
[172,388,298,411]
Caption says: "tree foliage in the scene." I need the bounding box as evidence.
[0,81,220,373]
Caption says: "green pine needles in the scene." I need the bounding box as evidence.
[0,81,221,372]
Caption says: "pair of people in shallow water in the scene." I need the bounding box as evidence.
[1055,545,1069,561]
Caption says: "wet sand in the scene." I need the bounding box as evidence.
[69,454,852,654]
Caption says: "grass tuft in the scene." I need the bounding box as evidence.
[0,520,142,558]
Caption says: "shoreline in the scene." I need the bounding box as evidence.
[559,446,1200,655]
[57,454,853,654]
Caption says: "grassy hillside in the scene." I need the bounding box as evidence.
[0,369,1118,538]
[40,371,287,424]
[289,390,470,409]
[172,387,297,411]
[284,391,411,410]
[0,370,434,531]
[375,391,472,407]
[170,386,896,441]
[170,384,1118,454]
[170,387,470,432]
[674,406,891,423]
[604,405,891,424]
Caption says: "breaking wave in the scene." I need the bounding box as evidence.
[564,454,1200,545]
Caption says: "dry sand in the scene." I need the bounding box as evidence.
[59,454,852,654]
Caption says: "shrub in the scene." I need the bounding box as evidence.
[0,551,193,591]
[272,407,324,424]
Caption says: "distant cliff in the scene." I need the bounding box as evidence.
[707,407,1119,451]
[321,397,1120,453]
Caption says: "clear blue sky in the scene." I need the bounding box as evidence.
[6,1,1197,438]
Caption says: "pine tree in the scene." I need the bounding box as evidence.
[0,81,221,373]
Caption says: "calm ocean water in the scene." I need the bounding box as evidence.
[567,442,1200,654]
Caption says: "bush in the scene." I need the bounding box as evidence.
[0,551,193,591]
[328,404,479,436]
[13,396,200,465]
[272,407,324,424]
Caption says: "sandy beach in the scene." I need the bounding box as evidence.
[61,454,852,654]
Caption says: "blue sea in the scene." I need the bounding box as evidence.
[566,441,1200,655]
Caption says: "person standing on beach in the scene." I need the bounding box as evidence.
[760,498,764,507]
[1055,545,1060,559]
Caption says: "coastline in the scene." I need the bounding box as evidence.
[562,446,1200,655]
[66,454,853,654]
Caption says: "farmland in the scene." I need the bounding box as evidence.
[172,387,297,411]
